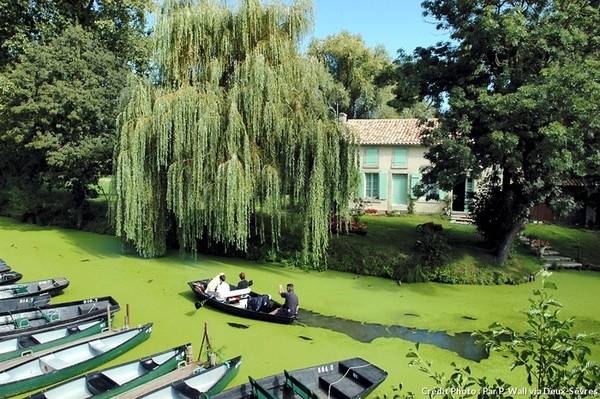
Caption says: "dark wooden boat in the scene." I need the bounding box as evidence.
[188,279,295,324]
[0,259,10,274]
[111,355,242,399]
[0,271,23,286]
[0,293,51,313]
[24,342,189,399]
[209,358,388,399]
[0,277,69,301]
[0,323,153,399]
[0,296,120,340]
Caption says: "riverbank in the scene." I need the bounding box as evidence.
[1,217,599,398]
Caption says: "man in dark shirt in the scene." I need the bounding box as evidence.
[270,283,298,317]
[237,272,252,289]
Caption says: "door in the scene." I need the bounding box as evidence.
[392,174,408,205]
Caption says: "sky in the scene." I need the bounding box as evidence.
[306,0,448,58]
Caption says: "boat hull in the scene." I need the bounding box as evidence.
[127,355,242,399]
[210,358,387,399]
[0,323,153,398]
[0,317,110,365]
[0,296,120,340]
[188,280,295,324]
[24,343,190,399]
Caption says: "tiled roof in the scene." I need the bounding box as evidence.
[346,118,435,145]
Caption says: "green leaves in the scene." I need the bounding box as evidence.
[113,0,358,261]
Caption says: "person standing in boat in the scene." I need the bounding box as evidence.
[269,283,299,317]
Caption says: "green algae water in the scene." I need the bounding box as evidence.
[1,217,599,398]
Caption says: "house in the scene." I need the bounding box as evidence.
[343,115,448,215]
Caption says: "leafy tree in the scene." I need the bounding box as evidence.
[0,25,128,226]
[390,0,600,264]
[308,31,399,119]
[0,0,152,71]
[111,0,359,261]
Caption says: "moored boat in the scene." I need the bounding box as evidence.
[0,271,23,285]
[0,293,51,313]
[209,358,387,399]
[0,296,120,340]
[0,322,153,398]
[24,342,190,399]
[0,277,69,300]
[111,355,242,399]
[188,279,295,324]
[0,317,110,364]
[0,259,10,274]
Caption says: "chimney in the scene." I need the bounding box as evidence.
[338,112,347,123]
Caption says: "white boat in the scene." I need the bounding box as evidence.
[0,317,110,364]
[24,343,190,399]
[0,323,153,399]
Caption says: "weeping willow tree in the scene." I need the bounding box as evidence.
[112,0,358,264]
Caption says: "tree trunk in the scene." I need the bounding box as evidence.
[495,219,524,265]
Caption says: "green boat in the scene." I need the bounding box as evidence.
[24,343,191,399]
[111,355,242,399]
[0,323,153,398]
[0,317,111,364]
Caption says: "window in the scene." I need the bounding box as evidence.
[364,147,378,168]
[392,147,407,168]
[365,173,379,199]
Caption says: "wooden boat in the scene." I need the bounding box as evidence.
[0,293,51,313]
[0,296,120,340]
[0,277,69,300]
[210,358,387,399]
[188,279,295,324]
[0,271,23,285]
[111,355,242,399]
[0,259,10,274]
[24,343,190,399]
[0,323,153,398]
[0,317,110,364]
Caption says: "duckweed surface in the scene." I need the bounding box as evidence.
[1,217,599,398]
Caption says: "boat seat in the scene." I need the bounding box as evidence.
[172,380,202,398]
[285,370,319,399]
[17,334,40,349]
[318,374,364,399]
[13,317,30,329]
[89,340,110,354]
[87,373,119,394]
[221,288,251,299]
[249,376,278,399]
[38,283,54,291]
[140,357,159,371]
[13,285,28,294]
[43,310,60,323]
[41,355,70,372]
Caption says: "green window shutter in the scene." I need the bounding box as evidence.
[410,173,421,198]
[356,173,364,198]
[392,148,407,168]
[364,148,378,167]
[379,172,388,200]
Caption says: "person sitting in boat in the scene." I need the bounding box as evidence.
[215,274,230,301]
[269,283,298,317]
[205,272,225,293]
[237,272,253,289]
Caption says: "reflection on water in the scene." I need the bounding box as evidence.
[297,309,489,362]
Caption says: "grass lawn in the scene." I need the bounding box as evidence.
[525,222,600,267]
[327,214,599,284]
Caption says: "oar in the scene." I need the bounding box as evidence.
[194,295,215,309]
